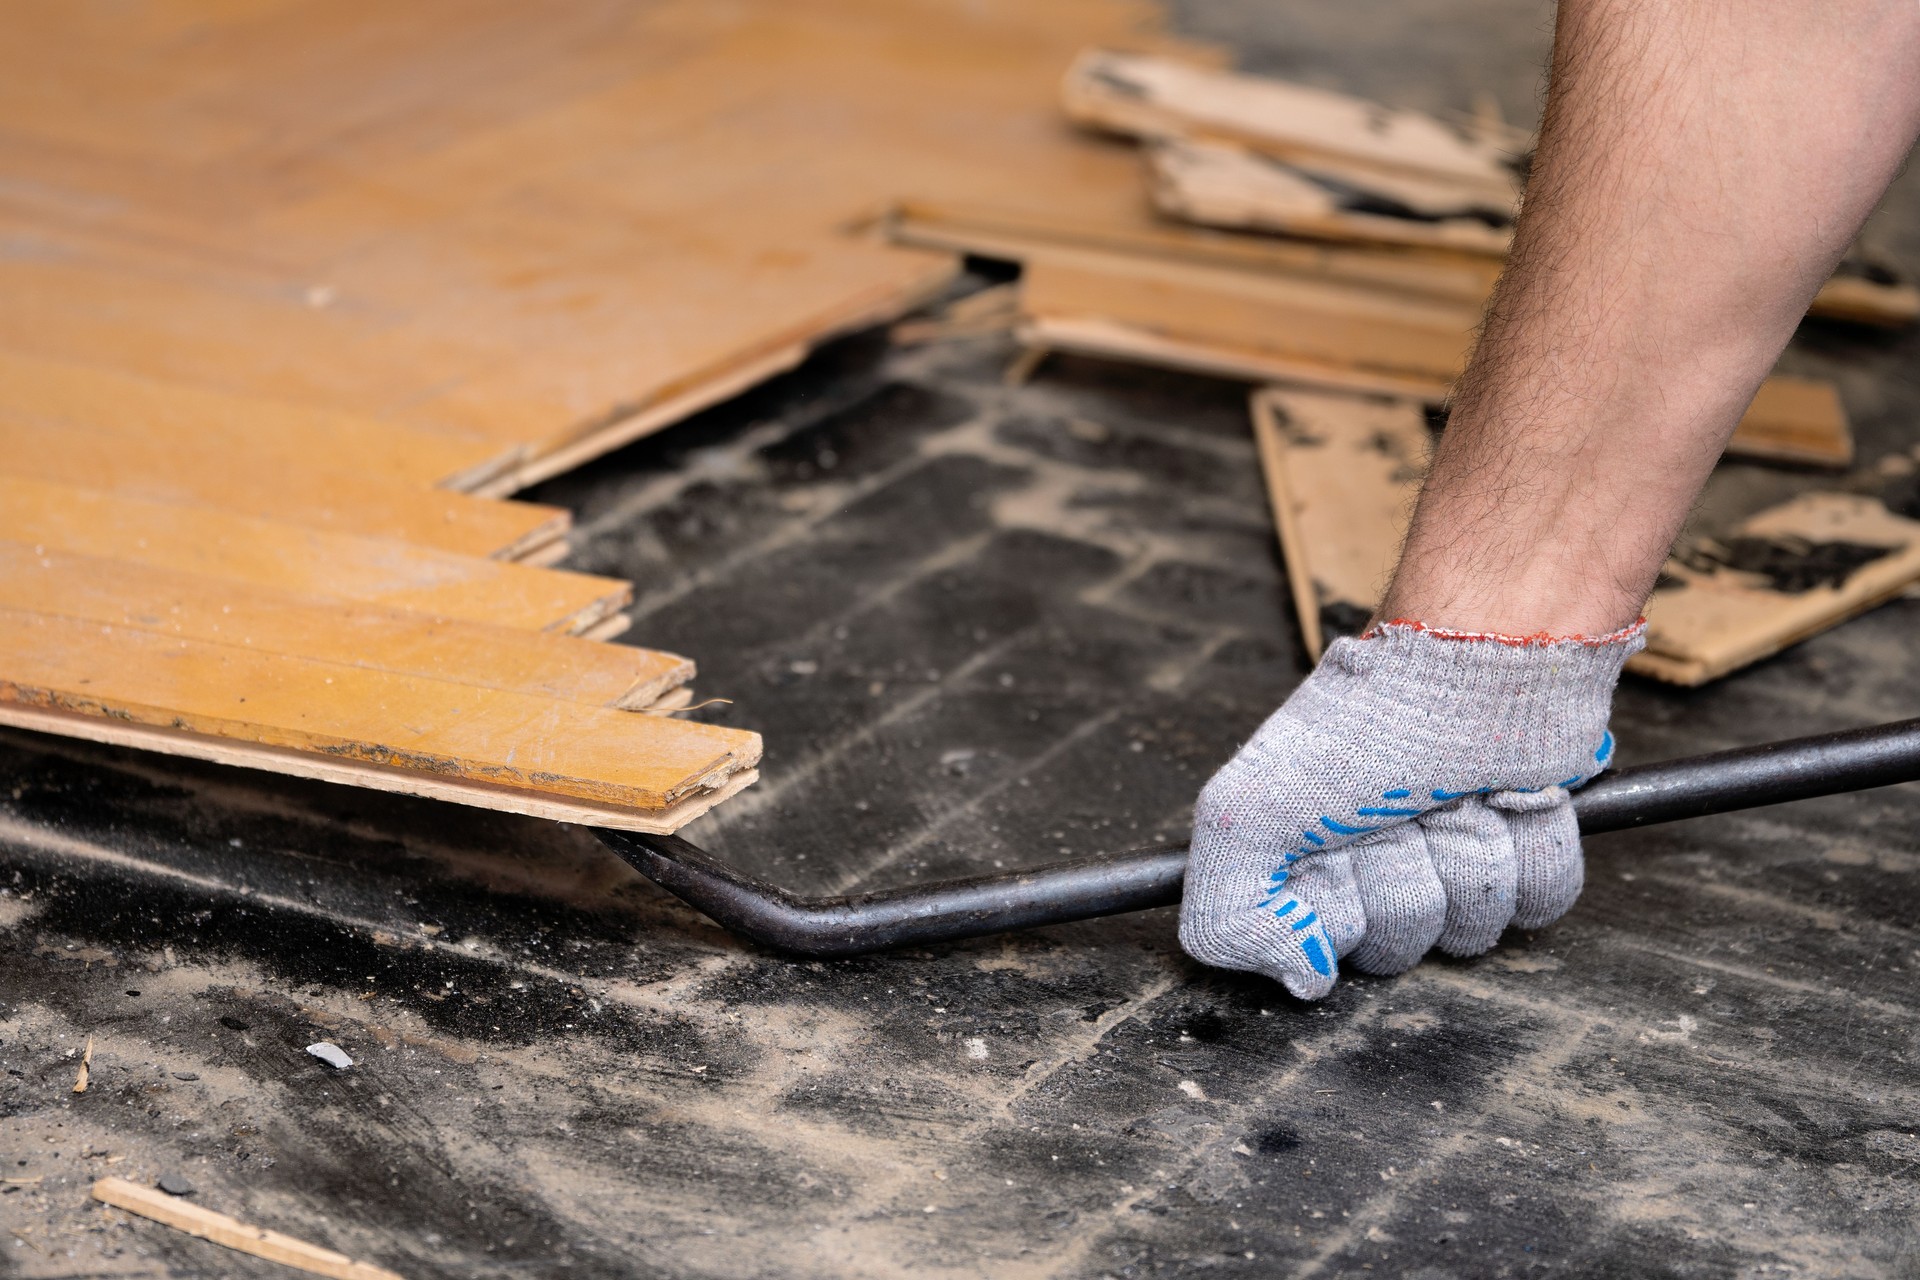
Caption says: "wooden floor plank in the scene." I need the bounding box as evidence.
[0,543,690,711]
[0,476,629,635]
[0,416,565,560]
[1028,254,1855,465]
[0,608,759,813]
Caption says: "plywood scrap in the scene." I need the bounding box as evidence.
[0,476,629,635]
[1147,137,1513,255]
[1633,493,1920,684]
[1062,49,1521,205]
[1052,51,1913,326]
[1250,388,1887,676]
[1250,388,1427,658]
[92,1176,406,1280]
[0,608,759,814]
[0,545,691,711]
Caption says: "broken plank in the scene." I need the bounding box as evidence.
[1250,388,1429,658]
[1061,49,1521,200]
[1147,137,1514,256]
[0,416,567,560]
[0,475,629,635]
[1633,493,1920,685]
[0,543,691,711]
[0,607,760,813]
[92,1177,405,1280]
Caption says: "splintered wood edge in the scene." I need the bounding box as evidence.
[0,705,756,833]
[92,1177,407,1280]
[1019,317,1454,401]
[1248,390,1326,660]
[469,255,956,498]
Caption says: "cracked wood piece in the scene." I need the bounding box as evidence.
[1633,493,1920,685]
[0,475,629,635]
[0,416,567,560]
[1148,137,1514,256]
[0,544,691,711]
[0,608,760,814]
[1251,387,1429,659]
[92,1177,407,1280]
[1061,49,1521,202]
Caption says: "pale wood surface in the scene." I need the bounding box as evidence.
[1148,137,1515,255]
[92,1177,407,1280]
[1061,49,1521,199]
[1250,388,1428,658]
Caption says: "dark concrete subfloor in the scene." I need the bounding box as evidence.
[7,4,1920,1278]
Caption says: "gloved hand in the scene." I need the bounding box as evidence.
[1179,619,1644,999]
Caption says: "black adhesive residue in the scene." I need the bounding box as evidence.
[1676,535,1896,594]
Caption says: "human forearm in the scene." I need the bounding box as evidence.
[1381,0,1920,635]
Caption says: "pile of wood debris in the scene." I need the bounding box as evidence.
[889,50,1920,685]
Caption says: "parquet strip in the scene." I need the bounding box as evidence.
[1028,255,1855,465]
[0,608,758,813]
[0,476,629,636]
[0,349,496,491]
[0,544,690,712]
[0,417,565,561]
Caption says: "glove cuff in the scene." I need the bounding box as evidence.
[1297,617,1645,788]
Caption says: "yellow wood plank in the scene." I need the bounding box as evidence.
[3,706,754,835]
[1730,376,1854,468]
[0,543,690,711]
[0,608,760,812]
[1021,250,1483,381]
[1022,255,1852,466]
[0,348,501,491]
[0,475,628,635]
[0,416,566,560]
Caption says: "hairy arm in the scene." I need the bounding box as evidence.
[1380,0,1920,635]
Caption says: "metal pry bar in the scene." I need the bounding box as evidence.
[594,716,1920,958]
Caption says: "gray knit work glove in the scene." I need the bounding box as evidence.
[1180,620,1645,999]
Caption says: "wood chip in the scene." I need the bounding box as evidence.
[72,1033,93,1094]
[92,1178,407,1280]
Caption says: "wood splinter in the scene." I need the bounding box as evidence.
[92,1178,407,1280]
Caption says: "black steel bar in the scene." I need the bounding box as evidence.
[594,716,1920,958]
